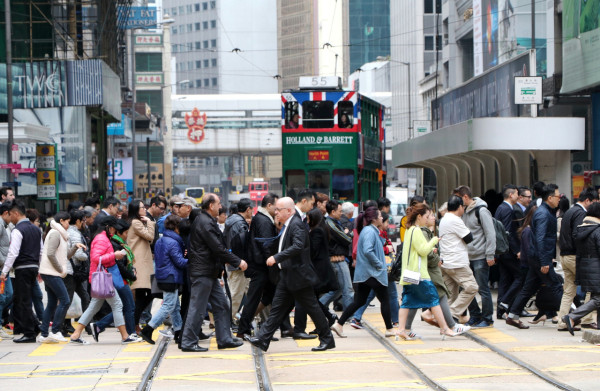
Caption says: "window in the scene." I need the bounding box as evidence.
[210,39,217,48]
[425,36,434,50]
[179,6,184,14]
[187,24,193,33]
[302,101,334,128]
[337,101,354,128]
[171,7,177,15]
[195,22,201,31]
[204,59,209,67]
[211,78,217,86]
[284,101,299,129]
[187,42,193,50]
[195,3,200,11]
[203,40,209,48]
[172,44,178,53]
[308,170,330,195]
[195,79,202,88]
[136,90,163,116]
[332,169,354,201]
[203,2,208,10]
[203,21,209,29]
[172,27,178,34]
[211,58,217,67]
[204,78,209,87]
[188,61,193,70]
[135,53,162,72]
[186,5,193,13]
[211,20,216,28]
[195,41,201,50]
[424,0,441,14]
[180,62,186,71]
[210,1,216,9]
[285,170,305,200]
[196,60,202,68]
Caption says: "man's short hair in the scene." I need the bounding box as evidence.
[84,196,100,208]
[69,210,85,225]
[325,199,340,214]
[447,195,464,212]
[9,200,26,216]
[315,192,329,204]
[409,195,425,206]
[502,184,518,200]
[296,189,314,203]
[150,195,167,208]
[579,187,598,202]
[261,193,278,208]
[103,196,120,208]
[0,187,13,199]
[518,186,531,196]
[0,202,11,215]
[453,185,473,199]
[67,201,83,212]
[541,184,559,201]
[201,193,217,210]
[377,197,391,209]
[218,206,227,215]
[363,199,378,209]
[533,181,546,197]
[341,202,354,215]
[237,198,253,213]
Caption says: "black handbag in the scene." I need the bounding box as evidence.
[389,252,403,282]
[71,260,89,284]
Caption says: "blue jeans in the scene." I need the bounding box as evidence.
[468,259,494,323]
[319,261,354,310]
[351,281,399,323]
[0,277,13,324]
[96,284,136,334]
[149,289,183,332]
[32,279,44,321]
[40,275,71,336]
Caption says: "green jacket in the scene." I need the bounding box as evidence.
[421,227,449,298]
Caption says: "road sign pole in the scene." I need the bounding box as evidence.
[55,143,59,213]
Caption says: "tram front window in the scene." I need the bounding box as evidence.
[332,169,354,201]
[302,101,334,128]
[285,169,305,201]
[308,170,330,195]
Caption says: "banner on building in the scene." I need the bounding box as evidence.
[561,0,600,93]
[108,158,134,192]
[186,108,207,144]
[117,7,158,30]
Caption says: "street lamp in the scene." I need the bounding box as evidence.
[377,56,411,140]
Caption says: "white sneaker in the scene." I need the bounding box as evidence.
[0,328,14,340]
[159,329,174,338]
[122,334,143,344]
[49,331,69,342]
[37,335,58,343]
[453,324,471,335]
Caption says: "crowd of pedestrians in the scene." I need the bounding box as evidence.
[0,180,597,350]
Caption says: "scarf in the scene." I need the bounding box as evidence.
[112,233,135,283]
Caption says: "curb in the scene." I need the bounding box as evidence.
[582,330,600,345]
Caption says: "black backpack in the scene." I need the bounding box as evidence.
[473,206,510,255]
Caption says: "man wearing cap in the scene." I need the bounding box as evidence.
[177,197,196,220]
[158,196,183,234]
[180,193,248,352]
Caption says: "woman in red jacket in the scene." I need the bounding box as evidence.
[69,216,141,345]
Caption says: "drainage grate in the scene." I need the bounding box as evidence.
[47,368,127,376]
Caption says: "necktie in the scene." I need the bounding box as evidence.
[255,224,286,249]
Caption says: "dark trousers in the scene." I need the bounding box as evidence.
[294,294,333,334]
[339,277,392,329]
[256,283,333,349]
[134,288,153,325]
[509,262,561,316]
[497,253,522,310]
[238,270,275,335]
[13,268,39,337]
[500,266,528,308]
[468,259,494,323]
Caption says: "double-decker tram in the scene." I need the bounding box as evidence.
[281,76,386,204]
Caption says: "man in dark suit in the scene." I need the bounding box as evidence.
[513,186,532,225]
[246,197,335,352]
[495,184,521,319]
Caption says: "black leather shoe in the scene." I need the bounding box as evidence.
[245,336,269,352]
[563,315,575,336]
[506,318,529,329]
[199,331,214,340]
[293,332,318,340]
[308,329,318,335]
[13,335,37,343]
[328,313,339,328]
[280,329,294,338]
[236,332,251,340]
[311,339,335,352]
[269,336,279,342]
[218,339,244,349]
[181,344,208,352]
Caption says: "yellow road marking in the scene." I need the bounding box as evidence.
[268,349,387,357]
[470,328,516,343]
[436,371,531,381]
[0,357,149,366]
[510,345,600,353]
[545,362,600,372]
[423,363,524,370]
[157,368,255,381]
[275,379,426,390]
[122,344,152,352]
[43,380,140,391]
[29,343,66,356]
[295,338,320,347]
[402,347,489,356]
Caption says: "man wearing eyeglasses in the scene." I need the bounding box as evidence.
[513,187,532,224]
[157,196,183,234]
[147,195,167,250]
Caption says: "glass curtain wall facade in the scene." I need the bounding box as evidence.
[348,0,390,73]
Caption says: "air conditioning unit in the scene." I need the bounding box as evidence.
[124,91,133,102]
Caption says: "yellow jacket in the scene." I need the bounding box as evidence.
[400,226,439,285]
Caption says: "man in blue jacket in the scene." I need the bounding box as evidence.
[506,184,562,329]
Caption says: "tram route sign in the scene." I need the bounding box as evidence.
[515,77,542,104]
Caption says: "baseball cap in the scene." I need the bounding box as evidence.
[178,196,197,208]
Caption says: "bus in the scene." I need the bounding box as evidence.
[185,187,205,205]
[281,76,386,204]
[248,179,269,213]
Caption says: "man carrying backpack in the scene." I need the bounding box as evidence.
[224,198,253,324]
[455,186,496,328]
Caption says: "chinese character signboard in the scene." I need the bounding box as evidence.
[185,108,207,144]
[36,144,59,203]
[135,34,163,45]
[135,74,164,85]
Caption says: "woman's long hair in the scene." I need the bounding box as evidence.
[128,200,144,223]
[405,203,430,228]
[518,205,537,240]
[356,206,379,234]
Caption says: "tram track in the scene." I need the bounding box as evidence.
[364,318,581,391]
[136,330,171,391]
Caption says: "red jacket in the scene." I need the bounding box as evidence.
[89,230,117,283]
[379,229,392,255]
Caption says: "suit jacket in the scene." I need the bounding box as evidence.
[513,203,526,228]
[274,214,319,291]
